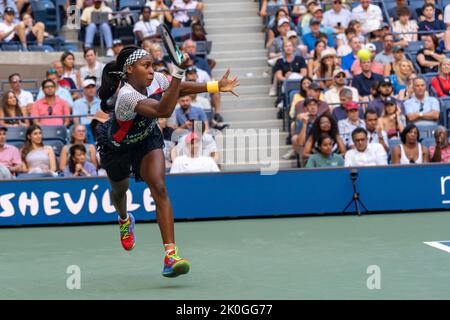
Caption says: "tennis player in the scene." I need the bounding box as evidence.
[97,45,238,278]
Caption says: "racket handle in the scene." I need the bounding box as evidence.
[172,65,185,80]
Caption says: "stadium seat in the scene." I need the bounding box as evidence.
[1,43,21,51]
[5,127,27,142]
[416,124,438,138]
[44,140,65,157]
[171,27,192,41]
[439,97,450,128]
[28,45,55,52]
[421,137,436,149]
[405,41,423,53]
[15,172,55,179]
[119,0,146,10]
[31,0,58,34]
[40,126,68,143]
[8,140,24,150]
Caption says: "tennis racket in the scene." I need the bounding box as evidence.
[160,24,185,68]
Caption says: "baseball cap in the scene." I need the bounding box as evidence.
[383,97,396,105]
[312,6,324,13]
[380,77,393,86]
[310,18,321,26]
[0,125,8,132]
[309,82,322,91]
[393,46,404,53]
[278,18,290,27]
[344,101,359,111]
[287,30,298,39]
[304,97,319,106]
[82,79,96,88]
[186,66,197,74]
[306,0,318,6]
[332,68,346,78]
[4,7,15,15]
[364,43,377,52]
[320,48,336,60]
[185,132,199,143]
[112,39,123,46]
[379,22,390,30]
[298,5,307,14]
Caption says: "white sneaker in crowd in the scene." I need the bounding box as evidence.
[106,48,114,57]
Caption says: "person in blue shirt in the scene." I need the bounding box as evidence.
[302,18,335,52]
[73,78,101,143]
[341,36,362,72]
[175,95,209,132]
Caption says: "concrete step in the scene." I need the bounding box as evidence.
[205,16,262,26]
[220,160,297,172]
[208,33,264,42]
[221,107,278,121]
[204,1,257,11]
[234,75,271,86]
[227,119,283,129]
[221,96,276,109]
[213,40,264,51]
[232,84,271,95]
[206,24,262,35]
[214,57,267,69]
[210,49,267,60]
[213,66,270,78]
[219,129,289,146]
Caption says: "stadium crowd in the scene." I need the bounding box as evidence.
[261,0,450,167]
[0,0,225,179]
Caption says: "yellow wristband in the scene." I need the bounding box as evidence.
[207,81,219,93]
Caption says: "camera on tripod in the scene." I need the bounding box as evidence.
[350,169,358,181]
[343,168,368,216]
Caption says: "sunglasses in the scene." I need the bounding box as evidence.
[335,74,345,79]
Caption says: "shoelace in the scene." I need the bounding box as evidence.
[120,220,131,240]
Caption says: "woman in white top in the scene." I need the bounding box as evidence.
[391,124,429,164]
[145,0,173,25]
[20,125,57,174]
[61,51,81,89]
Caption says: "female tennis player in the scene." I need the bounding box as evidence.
[97,45,238,278]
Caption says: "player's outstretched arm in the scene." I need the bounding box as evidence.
[179,69,240,97]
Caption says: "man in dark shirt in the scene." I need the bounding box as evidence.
[388,0,419,21]
[294,82,330,118]
[367,77,406,116]
[418,3,446,38]
[351,59,384,98]
[273,40,307,80]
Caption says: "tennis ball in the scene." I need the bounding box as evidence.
[357,49,372,62]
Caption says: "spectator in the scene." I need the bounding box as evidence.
[259,0,288,18]
[61,51,81,89]
[145,0,173,25]
[302,18,335,52]
[384,46,407,76]
[300,0,319,33]
[182,39,211,75]
[398,73,418,101]
[7,73,33,115]
[392,7,419,43]
[352,59,384,98]
[275,41,307,84]
[188,21,207,42]
[172,122,218,162]
[52,61,77,91]
[368,77,406,116]
[0,7,18,43]
[350,43,384,76]
[287,30,306,57]
[37,69,74,108]
[266,8,290,49]
[388,0,419,22]
[112,39,124,58]
[175,95,209,132]
[313,48,338,89]
[336,27,356,57]
[341,36,362,72]
[351,0,383,35]
[332,88,364,122]
[378,97,406,140]
[294,82,330,118]
[374,34,395,65]
[301,6,335,36]
[133,6,161,43]
[292,97,320,153]
[364,109,389,152]
[404,77,440,126]
[73,78,101,142]
[417,0,443,21]
[0,125,22,178]
[0,1,18,18]
[20,125,57,174]
[170,0,204,28]
[170,132,220,174]
[344,127,388,166]
[307,40,326,79]
[13,12,46,50]
[323,0,351,33]
[366,22,391,51]
[324,69,359,106]
[338,101,366,148]
[63,144,97,177]
[418,3,446,38]
[80,48,105,86]
[0,90,28,127]
[291,0,307,26]
[430,126,450,162]
[289,77,314,120]
[148,42,166,63]
[391,124,430,164]
[430,58,450,97]
[32,79,71,127]
[305,133,345,168]
[302,113,346,160]
[269,17,292,60]
[80,0,114,57]
[390,59,415,96]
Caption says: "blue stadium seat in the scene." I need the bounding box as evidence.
[171,27,192,41]
[31,0,58,34]
[15,172,55,180]
[119,0,146,10]
[8,140,24,150]
[45,140,65,157]
[40,126,68,143]
[28,45,55,52]
[1,43,21,51]
[5,127,27,142]
[416,124,438,138]
[405,41,423,53]
[439,97,450,128]
[421,137,436,149]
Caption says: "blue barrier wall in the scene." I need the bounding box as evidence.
[1,164,450,226]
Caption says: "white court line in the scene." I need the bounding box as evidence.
[424,241,450,254]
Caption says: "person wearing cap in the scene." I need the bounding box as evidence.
[323,0,352,33]
[301,6,335,37]
[0,7,19,43]
[0,126,22,179]
[274,41,307,82]
[368,77,406,116]
[378,96,406,140]
[73,79,101,143]
[418,3,446,39]
[268,17,293,59]
[313,48,338,89]
[31,79,71,127]
[292,97,320,151]
[324,69,359,106]
[338,101,366,148]
[259,0,288,18]
[294,82,330,117]
[37,69,74,109]
[351,0,383,35]
[286,30,305,57]
[80,0,114,57]
[364,109,389,152]
[266,8,292,49]
[344,127,388,166]
[133,6,161,43]
[0,1,18,18]
[392,7,419,43]
[302,16,335,52]
[112,39,124,58]
[169,132,219,174]
[170,0,204,28]
[80,48,106,86]
[332,88,365,122]
[404,77,440,126]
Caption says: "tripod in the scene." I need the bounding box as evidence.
[342,170,368,216]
